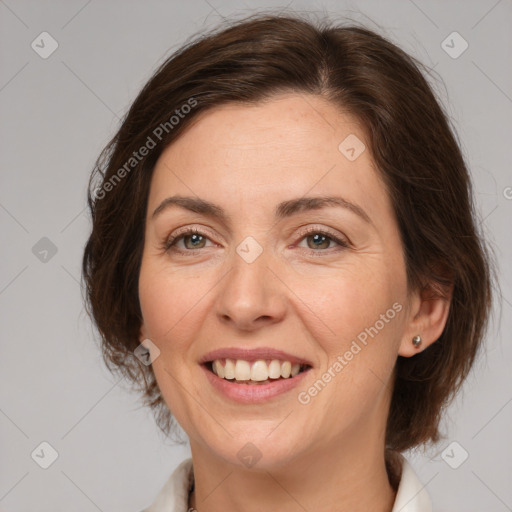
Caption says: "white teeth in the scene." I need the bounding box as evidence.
[213,360,225,378]
[291,363,301,377]
[280,361,291,378]
[234,360,251,380]
[210,358,307,382]
[251,360,269,381]
[268,360,281,379]
[224,359,235,379]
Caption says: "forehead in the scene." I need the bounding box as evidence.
[148,93,391,223]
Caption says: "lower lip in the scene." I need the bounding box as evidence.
[201,364,311,403]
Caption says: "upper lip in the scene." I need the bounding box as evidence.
[199,347,313,366]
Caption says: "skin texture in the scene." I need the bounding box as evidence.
[138,93,451,512]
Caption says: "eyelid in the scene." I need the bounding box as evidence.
[294,224,351,248]
[166,224,219,243]
[162,224,219,252]
[162,223,351,254]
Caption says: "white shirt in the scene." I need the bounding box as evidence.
[141,456,432,512]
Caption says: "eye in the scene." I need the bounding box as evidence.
[162,228,215,253]
[161,225,350,256]
[296,227,349,253]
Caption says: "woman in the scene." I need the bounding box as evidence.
[82,13,493,512]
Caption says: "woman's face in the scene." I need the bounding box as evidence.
[138,93,418,468]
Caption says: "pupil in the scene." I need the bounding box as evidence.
[187,234,204,248]
[310,233,328,249]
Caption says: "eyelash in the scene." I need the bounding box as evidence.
[161,226,350,256]
[297,226,350,253]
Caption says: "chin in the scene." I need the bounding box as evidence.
[201,428,305,471]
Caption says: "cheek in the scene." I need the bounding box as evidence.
[139,266,210,429]
[138,262,207,346]
[291,265,403,423]
[287,258,402,349]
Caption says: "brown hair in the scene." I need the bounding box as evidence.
[81,13,494,456]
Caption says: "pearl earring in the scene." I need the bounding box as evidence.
[412,335,422,348]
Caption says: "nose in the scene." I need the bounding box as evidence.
[215,248,287,332]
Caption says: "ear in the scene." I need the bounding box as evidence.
[399,281,452,357]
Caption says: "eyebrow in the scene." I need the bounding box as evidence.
[152,195,372,225]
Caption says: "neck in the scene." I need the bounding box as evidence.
[188,428,398,512]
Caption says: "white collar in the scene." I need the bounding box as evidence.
[391,456,432,512]
[142,456,432,512]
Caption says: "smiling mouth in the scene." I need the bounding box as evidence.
[204,359,312,385]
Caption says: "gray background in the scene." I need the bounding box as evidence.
[0,0,511,510]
